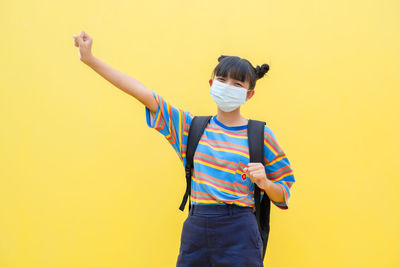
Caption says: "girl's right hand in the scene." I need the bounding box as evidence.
[72,30,93,63]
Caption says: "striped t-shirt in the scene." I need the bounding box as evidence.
[145,91,295,210]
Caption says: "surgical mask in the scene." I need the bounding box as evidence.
[209,79,250,112]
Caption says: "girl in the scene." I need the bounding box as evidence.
[73,30,295,267]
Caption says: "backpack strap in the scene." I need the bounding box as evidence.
[179,115,212,212]
[248,119,271,260]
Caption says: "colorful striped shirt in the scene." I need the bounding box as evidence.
[145,91,295,210]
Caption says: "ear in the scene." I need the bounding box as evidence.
[246,90,255,101]
[209,79,213,86]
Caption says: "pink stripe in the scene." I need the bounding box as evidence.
[201,136,249,150]
[269,165,291,175]
[200,138,248,155]
[195,157,237,172]
[265,132,282,153]
[264,137,280,155]
[191,195,254,207]
[194,175,249,195]
[207,125,247,137]
[195,171,249,191]
[195,152,237,166]
[269,169,293,181]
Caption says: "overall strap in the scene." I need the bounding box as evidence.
[179,115,212,212]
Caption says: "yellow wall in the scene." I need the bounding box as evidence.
[1,0,399,266]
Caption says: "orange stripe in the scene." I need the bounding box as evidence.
[264,132,283,154]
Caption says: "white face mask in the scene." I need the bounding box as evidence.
[209,79,250,112]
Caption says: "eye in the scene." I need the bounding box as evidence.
[217,77,242,87]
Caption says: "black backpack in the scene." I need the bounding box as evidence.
[178,115,271,260]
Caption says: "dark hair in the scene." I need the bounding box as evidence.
[211,55,270,91]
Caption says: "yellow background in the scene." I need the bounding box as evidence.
[1,0,399,266]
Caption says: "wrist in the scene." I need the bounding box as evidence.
[81,54,95,65]
[259,178,271,191]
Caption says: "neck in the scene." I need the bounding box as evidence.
[216,107,248,126]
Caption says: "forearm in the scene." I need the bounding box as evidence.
[260,179,285,203]
[82,55,157,112]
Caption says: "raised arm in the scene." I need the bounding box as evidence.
[72,30,158,113]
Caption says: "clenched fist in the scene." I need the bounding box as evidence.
[72,30,93,63]
[243,162,269,189]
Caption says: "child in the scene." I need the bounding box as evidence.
[73,30,295,267]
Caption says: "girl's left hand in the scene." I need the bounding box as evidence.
[243,162,269,189]
[72,30,93,63]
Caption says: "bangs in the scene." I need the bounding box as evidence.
[213,57,254,84]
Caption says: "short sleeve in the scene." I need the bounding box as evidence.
[145,90,194,165]
[263,126,295,210]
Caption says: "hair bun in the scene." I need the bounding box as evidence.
[254,64,270,79]
[218,55,229,62]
